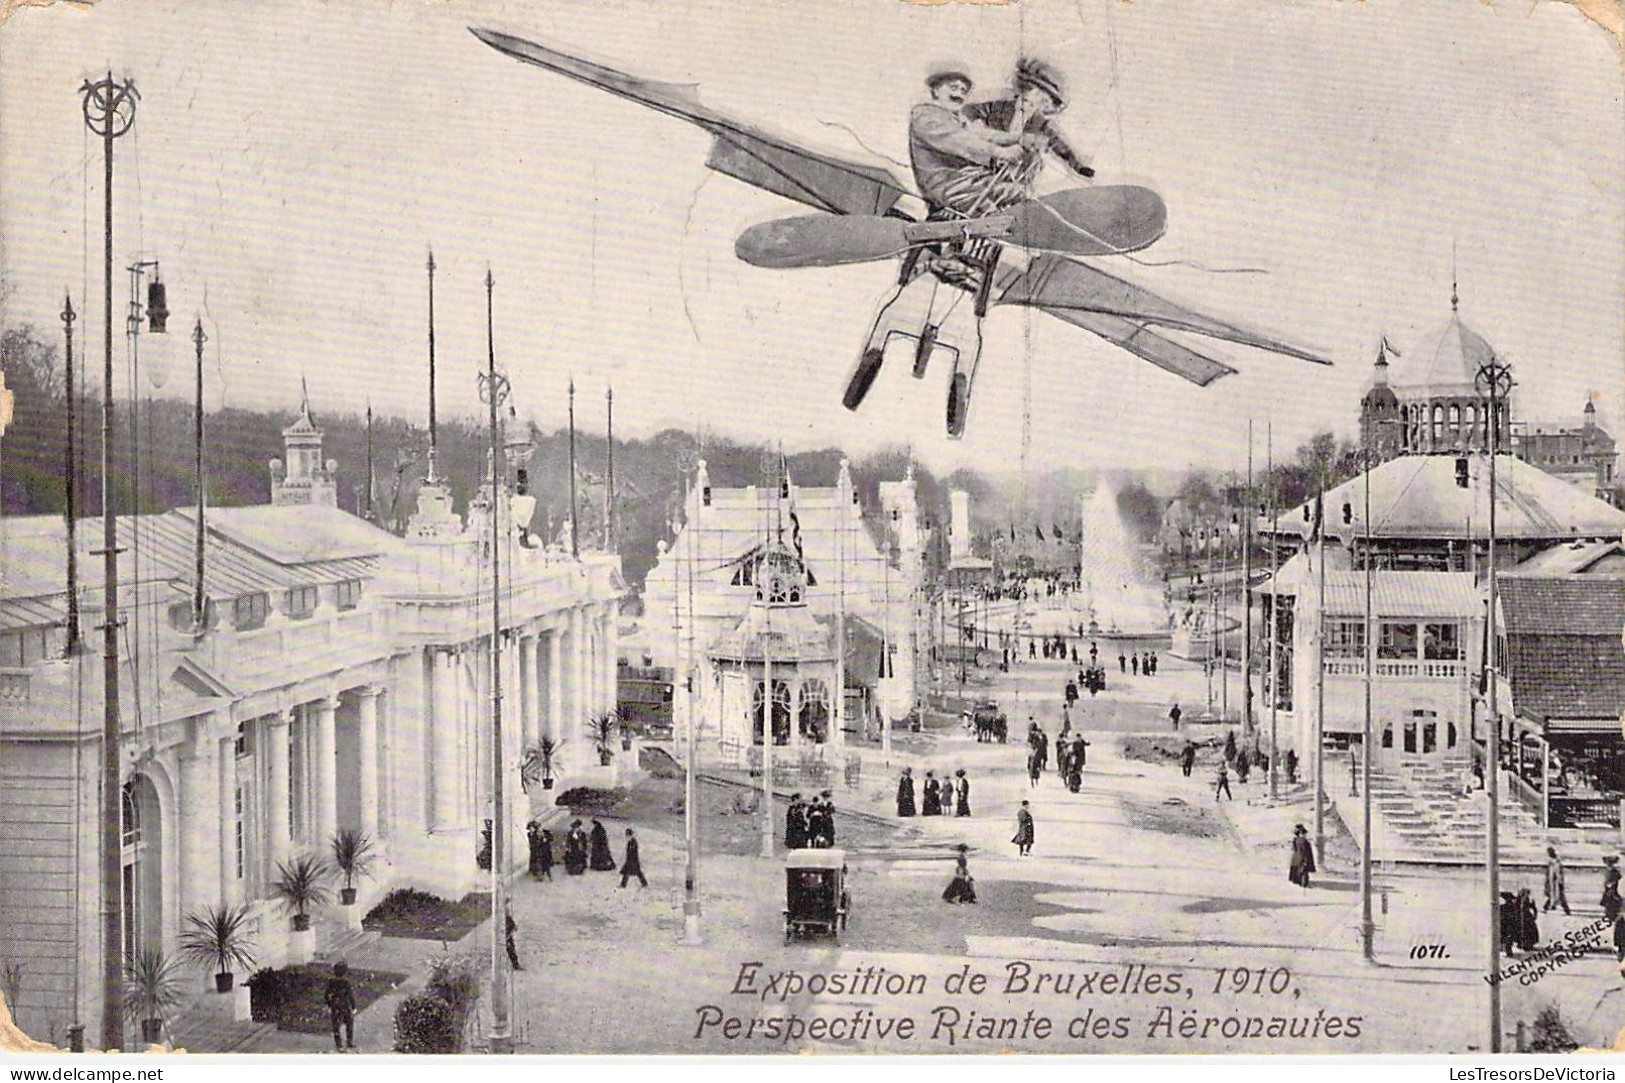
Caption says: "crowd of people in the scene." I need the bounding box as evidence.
[897,767,973,818]
[787,792,840,848]
[524,817,646,889]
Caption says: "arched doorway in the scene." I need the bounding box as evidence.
[121,776,163,960]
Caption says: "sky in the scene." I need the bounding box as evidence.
[0,0,1620,480]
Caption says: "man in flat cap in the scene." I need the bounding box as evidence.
[908,63,1027,214]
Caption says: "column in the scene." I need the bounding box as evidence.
[431,649,461,828]
[266,712,292,872]
[572,608,588,746]
[356,687,381,841]
[520,634,538,747]
[313,696,339,848]
[601,612,617,717]
[546,627,562,743]
[179,726,223,914]
[218,733,240,905]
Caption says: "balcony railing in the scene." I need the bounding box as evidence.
[1322,659,1465,679]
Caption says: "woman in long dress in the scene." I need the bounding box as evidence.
[589,819,618,871]
[942,845,977,904]
[1288,824,1316,888]
[955,770,972,817]
[921,772,942,816]
[564,821,588,876]
[1012,801,1034,856]
[896,769,917,817]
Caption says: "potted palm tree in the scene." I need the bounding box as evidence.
[272,854,332,964]
[526,735,563,791]
[177,903,257,993]
[330,828,376,906]
[122,948,186,1045]
[589,711,618,766]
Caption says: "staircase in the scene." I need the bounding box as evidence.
[1362,755,1577,866]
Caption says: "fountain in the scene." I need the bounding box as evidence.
[1072,485,1171,644]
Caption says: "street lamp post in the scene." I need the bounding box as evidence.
[1476,351,1514,1053]
[81,72,138,1052]
[1360,440,1375,961]
[479,268,513,1054]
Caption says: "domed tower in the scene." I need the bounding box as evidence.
[1392,286,1510,455]
[1359,342,1403,462]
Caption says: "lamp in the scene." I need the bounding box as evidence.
[146,272,168,334]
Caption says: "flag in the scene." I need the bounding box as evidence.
[1035,524,1045,542]
[789,508,803,561]
[1379,335,1401,359]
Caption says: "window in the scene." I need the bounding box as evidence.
[234,786,244,880]
[121,782,141,848]
[335,579,362,611]
[0,627,51,668]
[1326,621,1366,659]
[1379,622,1418,660]
[730,561,754,587]
[284,586,319,620]
[235,722,249,757]
[233,593,268,631]
[1381,725,1393,749]
[1423,623,1461,660]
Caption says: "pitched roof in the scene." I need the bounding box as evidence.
[1271,454,1625,542]
[1320,570,1480,618]
[1515,540,1625,577]
[1499,575,1625,636]
[1500,576,1625,723]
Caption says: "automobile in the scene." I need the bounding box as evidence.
[783,848,849,942]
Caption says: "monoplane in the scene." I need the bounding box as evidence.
[472,28,1333,438]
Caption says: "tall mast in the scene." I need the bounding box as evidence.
[567,380,579,558]
[192,319,207,625]
[483,266,513,1053]
[426,248,438,480]
[605,386,615,552]
[62,294,79,654]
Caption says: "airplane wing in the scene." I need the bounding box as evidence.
[994,254,1334,385]
[471,28,909,217]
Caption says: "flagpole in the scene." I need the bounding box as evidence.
[1314,477,1327,864]
[1268,421,1279,800]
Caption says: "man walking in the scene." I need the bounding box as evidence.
[1215,760,1233,801]
[1012,800,1035,856]
[1169,702,1182,731]
[1118,650,1127,674]
[620,827,648,889]
[504,901,523,970]
[1544,846,1570,914]
[1181,740,1197,778]
[324,960,357,1051]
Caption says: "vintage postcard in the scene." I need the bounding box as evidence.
[0,0,1622,1059]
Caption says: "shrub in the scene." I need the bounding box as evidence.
[554,786,623,809]
[393,992,460,1054]
[365,888,453,930]
[1528,1004,1579,1053]
[425,954,481,1026]
[247,966,296,1023]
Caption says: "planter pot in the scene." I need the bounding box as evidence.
[621,736,632,751]
[598,750,613,766]
[231,982,253,1023]
[140,1018,163,1044]
[340,887,358,905]
[542,777,555,791]
[214,972,234,994]
[287,925,315,966]
[292,913,312,932]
